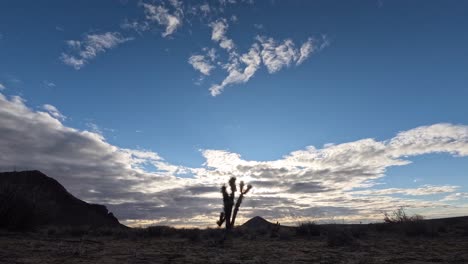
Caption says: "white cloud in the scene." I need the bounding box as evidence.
[61,32,133,69]
[0,83,5,90]
[205,34,325,96]
[442,192,468,202]
[209,43,261,96]
[2,93,468,226]
[257,37,298,73]
[199,3,211,16]
[193,18,327,96]
[42,104,66,121]
[352,185,460,196]
[210,19,235,51]
[188,55,215,76]
[297,38,315,65]
[121,19,150,34]
[257,36,323,73]
[143,2,183,37]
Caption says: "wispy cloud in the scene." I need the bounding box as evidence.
[0,83,5,91]
[188,53,216,76]
[258,36,327,73]
[61,32,133,69]
[442,192,468,202]
[1,93,467,226]
[142,1,183,37]
[210,19,235,51]
[42,104,66,121]
[42,80,56,88]
[200,19,328,96]
[209,43,262,96]
[352,185,460,196]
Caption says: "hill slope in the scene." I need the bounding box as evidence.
[0,170,123,229]
[240,216,276,230]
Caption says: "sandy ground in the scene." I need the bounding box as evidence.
[1,231,467,264]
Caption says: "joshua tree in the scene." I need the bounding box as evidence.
[216,177,252,231]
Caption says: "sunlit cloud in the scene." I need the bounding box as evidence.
[1,92,467,226]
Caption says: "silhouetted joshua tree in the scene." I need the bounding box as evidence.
[216,177,252,231]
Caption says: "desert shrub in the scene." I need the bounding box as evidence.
[296,222,321,237]
[383,207,424,224]
[325,226,354,247]
[146,226,176,237]
[383,207,434,237]
[269,222,281,238]
[179,228,201,242]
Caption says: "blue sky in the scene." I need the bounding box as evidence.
[1,0,468,226]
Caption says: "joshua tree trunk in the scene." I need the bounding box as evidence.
[217,177,252,232]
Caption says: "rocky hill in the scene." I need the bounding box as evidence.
[240,216,277,230]
[0,170,124,230]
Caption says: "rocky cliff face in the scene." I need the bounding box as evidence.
[0,170,124,230]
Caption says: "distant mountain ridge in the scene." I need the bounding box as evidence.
[0,170,124,229]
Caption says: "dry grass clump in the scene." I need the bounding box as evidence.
[381,207,438,237]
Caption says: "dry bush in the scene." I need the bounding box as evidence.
[382,207,435,237]
[383,207,424,224]
[296,222,321,237]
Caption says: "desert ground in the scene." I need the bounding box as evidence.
[2,218,468,264]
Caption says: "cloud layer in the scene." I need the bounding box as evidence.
[1,93,468,226]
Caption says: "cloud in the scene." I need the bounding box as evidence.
[0,83,5,90]
[257,36,322,73]
[1,93,468,226]
[209,43,261,96]
[42,80,56,88]
[199,3,211,16]
[195,18,328,96]
[42,104,66,121]
[207,36,325,96]
[210,19,235,51]
[442,192,468,202]
[188,54,215,76]
[352,185,459,196]
[61,32,133,69]
[120,19,150,34]
[142,1,183,37]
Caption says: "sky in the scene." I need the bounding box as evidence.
[1,0,468,227]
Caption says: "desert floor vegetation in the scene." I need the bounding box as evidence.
[2,215,468,264]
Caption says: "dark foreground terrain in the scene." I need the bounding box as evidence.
[2,217,468,264]
[2,171,468,263]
